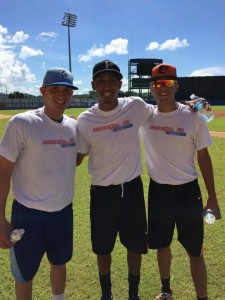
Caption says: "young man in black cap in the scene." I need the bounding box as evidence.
[0,67,79,300]
[140,63,221,300]
[77,60,157,300]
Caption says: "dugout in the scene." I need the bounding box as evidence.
[176,76,225,104]
[128,59,225,104]
[128,58,163,100]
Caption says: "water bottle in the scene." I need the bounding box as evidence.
[190,94,214,122]
[204,209,216,224]
[9,228,25,243]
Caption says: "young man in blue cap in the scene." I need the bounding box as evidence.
[0,67,79,300]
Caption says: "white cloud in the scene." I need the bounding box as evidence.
[0,24,8,35]
[146,37,189,51]
[0,58,36,88]
[0,25,8,45]
[0,25,38,93]
[78,38,128,62]
[0,28,29,45]
[36,32,59,42]
[146,41,159,50]
[79,87,90,94]
[19,46,44,59]
[74,79,82,86]
[10,31,29,43]
[121,77,128,92]
[189,67,225,76]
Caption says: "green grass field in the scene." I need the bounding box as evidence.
[0,107,225,299]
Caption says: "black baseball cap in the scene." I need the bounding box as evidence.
[92,60,123,80]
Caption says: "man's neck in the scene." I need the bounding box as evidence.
[157,101,178,113]
[44,107,64,121]
[98,99,119,112]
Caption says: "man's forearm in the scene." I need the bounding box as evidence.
[0,157,14,220]
[0,180,11,220]
[197,150,216,198]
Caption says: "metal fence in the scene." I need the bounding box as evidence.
[0,97,99,110]
[0,96,224,111]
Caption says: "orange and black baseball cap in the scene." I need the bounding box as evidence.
[151,63,177,81]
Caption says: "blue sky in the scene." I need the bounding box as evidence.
[0,0,225,96]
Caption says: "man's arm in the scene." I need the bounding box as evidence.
[180,98,211,111]
[197,148,221,219]
[0,155,14,249]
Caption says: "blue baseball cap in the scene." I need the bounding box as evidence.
[43,67,78,90]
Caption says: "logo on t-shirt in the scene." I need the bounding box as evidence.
[42,138,76,148]
[150,126,186,136]
[93,120,133,132]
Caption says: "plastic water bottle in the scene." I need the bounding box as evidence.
[9,228,25,243]
[204,209,216,225]
[190,94,214,122]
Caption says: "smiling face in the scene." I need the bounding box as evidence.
[40,85,74,120]
[92,72,122,111]
[150,79,179,111]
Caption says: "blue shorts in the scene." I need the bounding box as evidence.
[10,200,73,282]
[148,179,204,257]
[90,176,148,255]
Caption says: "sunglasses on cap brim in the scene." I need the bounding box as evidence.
[151,80,177,88]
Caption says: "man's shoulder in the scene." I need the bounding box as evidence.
[76,109,93,125]
[10,109,39,123]
[121,97,154,114]
[77,109,89,119]
[178,103,197,115]
[120,96,145,102]
[119,96,151,108]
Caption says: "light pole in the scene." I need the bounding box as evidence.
[62,12,77,72]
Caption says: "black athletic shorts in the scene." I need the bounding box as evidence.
[90,176,147,255]
[148,179,204,257]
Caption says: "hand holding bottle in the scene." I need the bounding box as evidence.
[9,228,25,244]
[190,94,214,122]
[204,209,216,224]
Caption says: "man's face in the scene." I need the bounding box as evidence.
[40,85,74,117]
[92,72,122,110]
[150,79,178,103]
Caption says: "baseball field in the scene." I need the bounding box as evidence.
[0,107,224,299]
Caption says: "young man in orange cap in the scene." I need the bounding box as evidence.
[140,63,221,300]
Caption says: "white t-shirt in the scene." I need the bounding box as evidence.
[140,104,213,185]
[0,107,78,212]
[77,97,154,186]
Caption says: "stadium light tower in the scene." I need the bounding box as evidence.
[62,12,77,72]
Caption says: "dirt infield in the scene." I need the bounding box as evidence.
[214,110,225,117]
[0,114,12,119]
[0,111,225,137]
[209,110,225,137]
[209,131,225,137]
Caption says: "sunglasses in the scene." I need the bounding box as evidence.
[152,80,176,88]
